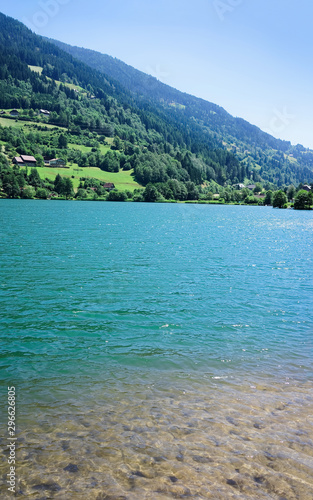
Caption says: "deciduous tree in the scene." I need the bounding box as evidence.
[294,190,312,210]
[273,190,287,208]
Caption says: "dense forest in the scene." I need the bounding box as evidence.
[0,12,312,207]
[49,38,313,187]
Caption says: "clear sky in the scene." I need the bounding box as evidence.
[1,0,312,148]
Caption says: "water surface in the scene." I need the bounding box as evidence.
[0,200,312,498]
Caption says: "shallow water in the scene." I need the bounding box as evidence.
[0,200,312,498]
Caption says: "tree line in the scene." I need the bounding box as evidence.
[1,152,311,208]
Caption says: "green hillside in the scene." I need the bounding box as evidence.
[0,11,312,205]
[0,113,141,194]
[49,37,313,187]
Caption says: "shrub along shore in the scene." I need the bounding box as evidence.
[0,159,312,209]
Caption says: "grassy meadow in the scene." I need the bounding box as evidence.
[68,143,111,155]
[21,163,141,192]
[0,116,67,131]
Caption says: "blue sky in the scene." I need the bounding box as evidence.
[1,0,313,148]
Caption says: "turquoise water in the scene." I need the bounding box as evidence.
[0,200,313,498]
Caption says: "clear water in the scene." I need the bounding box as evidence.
[0,200,312,499]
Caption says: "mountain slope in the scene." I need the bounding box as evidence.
[48,38,313,186]
[0,11,253,201]
[0,10,312,201]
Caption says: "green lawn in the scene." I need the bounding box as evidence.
[69,143,93,154]
[28,66,87,94]
[21,164,142,192]
[284,154,297,164]
[53,80,87,93]
[99,144,112,154]
[62,82,86,93]
[0,116,67,131]
[0,117,25,128]
[28,65,43,75]
[168,102,186,110]
[68,143,111,155]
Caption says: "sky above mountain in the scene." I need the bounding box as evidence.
[2,0,312,148]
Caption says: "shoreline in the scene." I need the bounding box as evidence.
[0,196,304,208]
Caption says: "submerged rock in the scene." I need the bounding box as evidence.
[226,479,238,487]
[254,476,265,484]
[64,463,79,473]
[131,470,147,478]
[169,475,178,483]
[192,455,214,464]
[33,482,62,492]
[96,495,127,500]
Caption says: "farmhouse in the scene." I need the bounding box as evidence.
[40,109,50,116]
[103,183,115,191]
[13,155,37,166]
[302,184,312,192]
[48,158,66,167]
[10,109,19,117]
[13,157,24,165]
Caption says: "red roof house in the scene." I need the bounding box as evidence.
[103,183,115,191]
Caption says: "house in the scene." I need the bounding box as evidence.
[13,157,24,166]
[0,110,5,115]
[40,109,50,116]
[13,155,37,167]
[247,184,256,190]
[10,109,19,117]
[103,183,115,191]
[48,158,66,167]
[302,185,312,192]
[20,155,37,166]
[234,183,245,190]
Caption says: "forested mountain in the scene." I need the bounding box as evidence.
[48,38,313,187]
[0,11,312,205]
[0,12,253,195]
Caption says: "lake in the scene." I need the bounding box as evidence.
[0,200,312,499]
